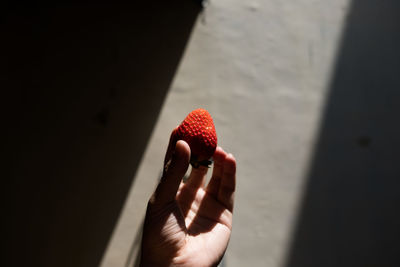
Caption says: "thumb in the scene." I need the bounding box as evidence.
[153,140,190,205]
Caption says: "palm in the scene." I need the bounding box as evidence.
[141,141,236,267]
[172,182,232,264]
[178,184,232,236]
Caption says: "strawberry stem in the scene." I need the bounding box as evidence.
[190,156,212,168]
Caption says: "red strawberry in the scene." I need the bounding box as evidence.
[176,108,217,168]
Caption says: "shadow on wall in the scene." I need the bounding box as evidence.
[285,1,400,267]
[3,2,201,267]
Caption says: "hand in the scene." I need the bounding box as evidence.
[140,129,237,267]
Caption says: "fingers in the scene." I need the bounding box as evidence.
[206,147,237,212]
[217,153,236,212]
[205,147,226,197]
[153,140,190,205]
[185,165,208,189]
[176,161,208,217]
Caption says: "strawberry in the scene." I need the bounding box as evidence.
[176,108,217,168]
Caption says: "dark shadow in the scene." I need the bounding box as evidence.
[285,1,400,267]
[3,2,202,267]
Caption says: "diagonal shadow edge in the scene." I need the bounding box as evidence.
[284,1,400,267]
[4,2,203,267]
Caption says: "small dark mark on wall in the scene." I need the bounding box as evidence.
[109,87,117,100]
[93,107,109,127]
[357,135,371,148]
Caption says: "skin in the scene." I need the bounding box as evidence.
[140,129,237,267]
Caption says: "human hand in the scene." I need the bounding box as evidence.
[140,129,236,267]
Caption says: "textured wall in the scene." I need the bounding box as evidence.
[10,1,397,266]
[4,2,200,267]
[102,1,351,266]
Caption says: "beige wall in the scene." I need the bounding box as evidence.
[101,1,351,266]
